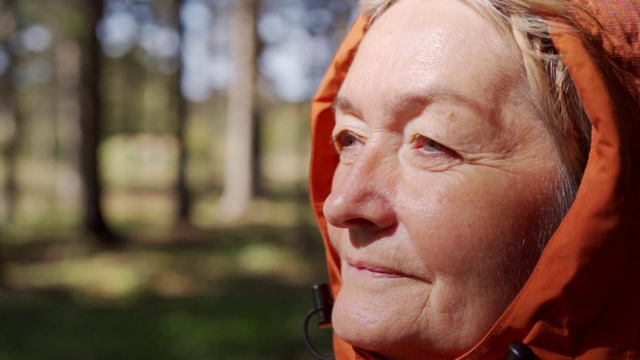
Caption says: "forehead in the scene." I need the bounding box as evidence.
[338,0,524,116]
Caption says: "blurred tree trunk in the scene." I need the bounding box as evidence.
[172,0,191,224]
[218,0,258,221]
[1,0,20,225]
[79,0,120,245]
[252,5,265,199]
[0,0,19,292]
[1,56,19,226]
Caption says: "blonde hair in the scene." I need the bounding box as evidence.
[360,0,590,202]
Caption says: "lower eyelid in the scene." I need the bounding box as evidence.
[339,148,360,164]
[410,136,462,160]
[412,134,443,150]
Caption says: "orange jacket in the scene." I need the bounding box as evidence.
[309,1,640,358]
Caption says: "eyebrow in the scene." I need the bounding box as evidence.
[333,87,490,119]
[333,94,360,115]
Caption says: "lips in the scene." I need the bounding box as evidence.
[346,259,414,279]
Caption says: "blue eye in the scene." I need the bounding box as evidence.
[416,135,445,152]
[333,131,362,153]
[414,135,459,158]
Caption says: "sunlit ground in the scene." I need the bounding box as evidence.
[0,216,333,360]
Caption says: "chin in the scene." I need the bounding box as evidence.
[331,284,480,360]
[332,285,401,347]
[331,288,419,359]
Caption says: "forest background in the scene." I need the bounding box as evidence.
[0,0,356,358]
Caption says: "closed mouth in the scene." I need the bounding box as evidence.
[346,259,414,279]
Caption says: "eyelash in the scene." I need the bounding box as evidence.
[412,134,459,158]
[333,131,362,153]
[332,131,460,161]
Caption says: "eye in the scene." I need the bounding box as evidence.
[333,130,363,153]
[413,135,459,158]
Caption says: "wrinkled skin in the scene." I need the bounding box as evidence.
[323,0,564,358]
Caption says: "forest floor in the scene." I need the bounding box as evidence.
[0,219,333,360]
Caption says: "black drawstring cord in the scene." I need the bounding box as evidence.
[303,283,335,360]
[303,307,335,360]
[503,342,536,360]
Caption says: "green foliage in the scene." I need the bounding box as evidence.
[0,224,333,359]
[0,284,332,360]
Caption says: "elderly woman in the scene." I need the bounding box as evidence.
[308,0,640,358]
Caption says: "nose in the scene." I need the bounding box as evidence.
[323,148,397,236]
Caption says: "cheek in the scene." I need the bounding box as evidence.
[397,170,550,273]
[396,173,472,254]
[327,224,344,251]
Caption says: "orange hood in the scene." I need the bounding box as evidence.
[309,0,640,358]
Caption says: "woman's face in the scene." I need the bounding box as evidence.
[323,0,564,358]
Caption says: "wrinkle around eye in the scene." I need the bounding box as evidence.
[413,134,461,159]
[404,133,463,170]
[332,130,366,164]
[401,141,464,172]
[413,159,464,172]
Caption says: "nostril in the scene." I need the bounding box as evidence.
[345,218,397,248]
[343,218,376,229]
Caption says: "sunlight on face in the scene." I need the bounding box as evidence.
[322,0,564,358]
